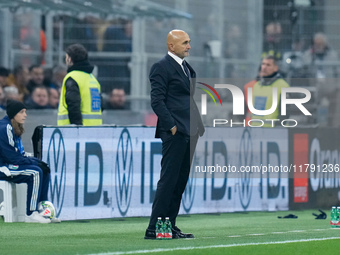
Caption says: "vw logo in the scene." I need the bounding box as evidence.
[182,156,198,213]
[238,129,253,210]
[115,128,133,216]
[47,128,66,218]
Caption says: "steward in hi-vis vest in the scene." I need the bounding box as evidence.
[250,55,290,127]
[58,44,102,126]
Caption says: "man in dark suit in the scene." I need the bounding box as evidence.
[144,30,205,239]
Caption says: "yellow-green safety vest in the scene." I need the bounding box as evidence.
[250,78,290,127]
[58,71,102,126]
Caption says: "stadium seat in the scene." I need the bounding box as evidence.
[0,181,27,222]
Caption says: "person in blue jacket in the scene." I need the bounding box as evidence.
[0,100,53,223]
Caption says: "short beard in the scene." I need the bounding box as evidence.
[11,119,25,136]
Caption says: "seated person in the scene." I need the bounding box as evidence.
[0,100,59,223]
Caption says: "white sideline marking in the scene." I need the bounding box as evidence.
[87,237,340,255]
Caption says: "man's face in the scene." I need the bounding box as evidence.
[169,33,191,59]
[0,75,7,87]
[30,67,44,85]
[18,67,29,85]
[14,109,27,124]
[110,89,126,107]
[313,37,326,54]
[266,23,282,43]
[49,88,60,108]
[260,59,278,77]
[32,87,49,106]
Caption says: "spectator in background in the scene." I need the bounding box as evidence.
[262,22,285,63]
[43,65,67,91]
[105,87,129,110]
[0,67,10,87]
[51,65,67,91]
[25,85,50,109]
[48,88,59,109]
[224,24,246,78]
[302,32,340,79]
[103,20,132,52]
[101,20,132,94]
[43,67,53,89]
[81,16,98,52]
[0,87,5,110]
[7,65,30,102]
[4,86,21,102]
[225,24,245,59]
[303,32,340,127]
[27,65,45,94]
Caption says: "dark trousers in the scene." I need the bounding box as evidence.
[0,164,49,215]
[148,131,198,229]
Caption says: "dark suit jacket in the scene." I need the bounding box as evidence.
[150,54,205,138]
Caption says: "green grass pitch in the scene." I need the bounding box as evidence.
[1,210,340,255]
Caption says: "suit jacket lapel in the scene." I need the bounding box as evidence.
[186,61,196,93]
[166,55,191,89]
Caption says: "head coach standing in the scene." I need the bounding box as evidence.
[145,29,205,239]
[58,43,102,126]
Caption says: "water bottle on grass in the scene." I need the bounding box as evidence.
[163,217,172,239]
[330,206,337,228]
[156,217,164,239]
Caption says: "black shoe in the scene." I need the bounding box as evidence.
[144,229,156,239]
[171,226,194,239]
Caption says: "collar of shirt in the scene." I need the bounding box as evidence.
[168,51,184,66]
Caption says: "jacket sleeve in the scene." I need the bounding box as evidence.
[65,77,83,125]
[150,62,176,130]
[0,124,38,166]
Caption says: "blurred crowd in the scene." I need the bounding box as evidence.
[0,64,129,112]
[0,64,63,110]
[0,15,132,112]
[262,21,340,80]
[261,21,340,126]
[2,14,340,128]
